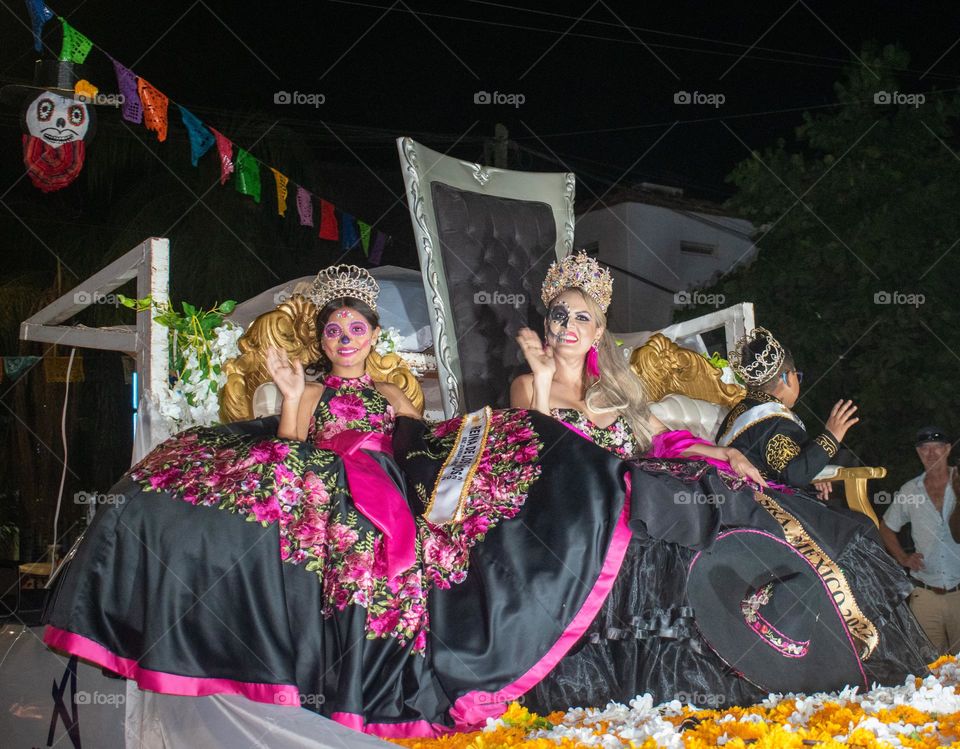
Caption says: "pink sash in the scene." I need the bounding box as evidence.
[318,430,416,578]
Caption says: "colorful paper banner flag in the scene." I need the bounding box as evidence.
[234,148,261,203]
[340,212,359,250]
[368,231,387,265]
[137,79,169,142]
[271,168,289,216]
[318,199,337,240]
[58,18,93,63]
[296,187,314,226]
[358,221,371,256]
[111,58,143,123]
[179,106,215,166]
[211,128,234,185]
[26,0,55,52]
[3,355,41,381]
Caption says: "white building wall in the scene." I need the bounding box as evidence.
[574,202,755,333]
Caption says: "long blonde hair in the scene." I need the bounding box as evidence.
[564,289,655,454]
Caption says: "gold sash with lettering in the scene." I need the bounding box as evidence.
[755,492,879,660]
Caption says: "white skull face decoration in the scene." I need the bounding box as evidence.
[25,91,91,147]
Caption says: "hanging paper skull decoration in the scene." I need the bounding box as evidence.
[20,89,96,192]
[0,61,99,193]
[24,91,91,145]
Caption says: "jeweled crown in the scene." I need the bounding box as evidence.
[728,327,786,386]
[308,264,380,312]
[541,251,613,313]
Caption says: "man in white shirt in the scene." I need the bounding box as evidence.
[880,426,960,655]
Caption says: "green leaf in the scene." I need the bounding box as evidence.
[219,300,237,314]
[182,302,197,317]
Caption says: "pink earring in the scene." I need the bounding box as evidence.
[586,341,600,378]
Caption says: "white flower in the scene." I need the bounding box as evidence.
[375,326,402,355]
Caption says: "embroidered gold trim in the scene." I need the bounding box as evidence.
[755,492,879,659]
[814,433,839,458]
[766,433,802,472]
[425,407,493,525]
[746,389,782,405]
[717,402,749,442]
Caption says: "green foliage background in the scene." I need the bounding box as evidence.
[681,44,960,495]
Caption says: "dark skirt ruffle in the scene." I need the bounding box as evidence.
[528,463,936,713]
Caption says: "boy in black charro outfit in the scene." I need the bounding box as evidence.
[715,327,860,496]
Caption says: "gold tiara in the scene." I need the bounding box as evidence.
[541,251,613,313]
[308,264,380,312]
[728,327,786,386]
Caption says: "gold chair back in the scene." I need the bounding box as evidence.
[219,294,424,422]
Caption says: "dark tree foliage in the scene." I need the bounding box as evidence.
[681,44,960,495]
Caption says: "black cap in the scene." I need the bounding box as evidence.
[915,426,950,446]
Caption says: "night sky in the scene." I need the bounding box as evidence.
[3,0,958,206]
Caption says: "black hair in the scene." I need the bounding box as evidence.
[305,297,380,376]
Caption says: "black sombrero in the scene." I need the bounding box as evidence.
[687,528,868,694]
[1,59,83,106]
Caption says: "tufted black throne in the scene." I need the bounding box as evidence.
[397,137,575,415]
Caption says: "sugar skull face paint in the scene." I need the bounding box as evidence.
[323,320,370,342]
[321,307,378,368]
[544,289,601,353]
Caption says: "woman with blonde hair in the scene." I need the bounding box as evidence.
[510,252,763,477]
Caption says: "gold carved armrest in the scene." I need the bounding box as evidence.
[629,333,744,409]
[817,466,885,527]
[219,293,424,422]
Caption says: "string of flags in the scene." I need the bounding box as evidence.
[20,0,392,263]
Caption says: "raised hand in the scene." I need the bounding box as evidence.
[825,399,859,442]
[265,346,305,402]
[516,327,556,382]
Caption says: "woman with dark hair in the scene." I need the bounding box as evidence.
[43,265,446,733]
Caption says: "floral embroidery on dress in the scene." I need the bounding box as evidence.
[415,409,544,590]
[131,373,427,653]
[551,407,637,459]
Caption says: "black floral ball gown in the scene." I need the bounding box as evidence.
[44,378,632,736]
[43,383,934,737]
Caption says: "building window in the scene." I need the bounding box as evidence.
[680,240,717,256]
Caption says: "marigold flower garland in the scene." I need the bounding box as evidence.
[390,656,960,749]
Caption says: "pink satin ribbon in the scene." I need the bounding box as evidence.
[318,430,417,578]
[649,429,790,492]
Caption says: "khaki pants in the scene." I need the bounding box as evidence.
[909,586,960,656]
